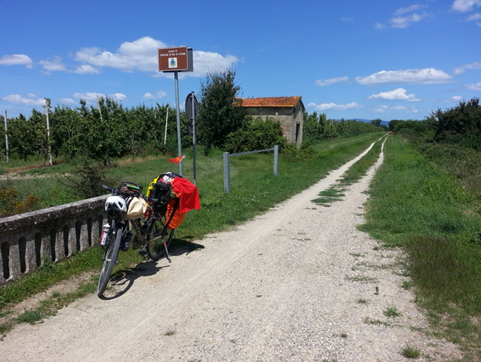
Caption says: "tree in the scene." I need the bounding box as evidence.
[371,118,382,127]
[75,97,130,164]
[433,97,481,150]
[50,106,83,159]
[8,113,43,161]
[223,116,287,153]
[197,68,246,154]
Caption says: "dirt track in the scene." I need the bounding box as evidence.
[0,140,461,362]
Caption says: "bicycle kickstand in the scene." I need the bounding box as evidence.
[164,241,172,263]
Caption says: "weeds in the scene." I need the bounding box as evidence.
[401,345,421,359]
[383,307,401,318]
[344,275,379,284]
[364,317,390,326]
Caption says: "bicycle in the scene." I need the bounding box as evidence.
[97,180,179,297]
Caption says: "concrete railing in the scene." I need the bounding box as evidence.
[0,195,108,286]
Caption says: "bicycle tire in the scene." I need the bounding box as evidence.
[145,217,175,260]
[97,226,122,297]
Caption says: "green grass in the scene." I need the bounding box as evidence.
[312,187,346,206]
[401,345,421,359]
[383,307,401,318]
[340,136,383,185]
[359,135,481,360]
[0,245,143,311]
[312,134,385,206]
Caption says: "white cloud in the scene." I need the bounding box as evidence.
[0,54,33,67]
[468,12,481,19]
[315,76,349,86]
[74,36,167,72]
[389,4,431,28]
[450,96,463,102]
[58,98,77,105]
[73,92,127,103]
[391,12,430,28]
[452,0,481,12]
[143,91,167,100]
[39,56,68,72]
[74,65,100,74]
[368,88,419,101]
[356,68,452,85]
[2,94,46,106]
[307,102,363,111]
[395,4,426,15]
[454,61,481,74]
[109,93,127,102]
[373,105,418,114]
[375,5,430,29]
[467,81,481,90]
[73,36,239,77]
[190,50,240,77]
[467,12,481,25]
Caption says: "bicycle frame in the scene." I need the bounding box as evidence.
[97,182,179,297]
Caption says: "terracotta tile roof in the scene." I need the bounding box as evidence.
[238,96,302,108]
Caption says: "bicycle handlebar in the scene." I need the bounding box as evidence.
[101,185,115,193]
[101,184,158,203]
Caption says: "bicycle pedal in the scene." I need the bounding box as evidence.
[138,248,147,256]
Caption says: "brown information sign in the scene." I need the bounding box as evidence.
[158,46,189,72]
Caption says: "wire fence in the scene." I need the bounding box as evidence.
[222,145,279,193]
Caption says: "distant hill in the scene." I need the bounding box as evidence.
[354,118,389,126]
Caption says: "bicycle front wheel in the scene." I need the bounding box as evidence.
[145,218,175,260]
[97,226,122,297]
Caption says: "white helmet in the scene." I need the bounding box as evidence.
[105,195,127,220]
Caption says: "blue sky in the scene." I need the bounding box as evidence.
[1,0,480,121]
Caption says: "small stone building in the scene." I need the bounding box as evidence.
[238,96,305,148]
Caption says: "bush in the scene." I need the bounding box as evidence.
[432,97,481,151]
[59,157,118,199]
[223,117,288,153]
[0,186,40,217]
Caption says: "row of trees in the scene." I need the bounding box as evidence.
[388,97,481,151]
[1,98,190,165]
[303,112,385,144]
[0,68,386,164]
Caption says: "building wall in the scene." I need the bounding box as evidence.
[244,101,304,148]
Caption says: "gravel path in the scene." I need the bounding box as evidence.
[0,139,461,362]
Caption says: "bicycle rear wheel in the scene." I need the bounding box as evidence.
[145,218,175,260]
[97,226,122,297]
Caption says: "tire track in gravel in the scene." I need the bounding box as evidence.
[0,137,461,362]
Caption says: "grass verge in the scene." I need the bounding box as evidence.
[359,135,481,360]
[312,134,385,206]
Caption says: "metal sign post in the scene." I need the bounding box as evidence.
[174,72,183,175]
[158,46,194,177]
[4,110,9,164]
[185,91,199,185]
